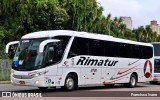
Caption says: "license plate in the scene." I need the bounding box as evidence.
[19,81,25,84]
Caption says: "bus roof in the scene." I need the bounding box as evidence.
[22,30,152,47]
[74,31,152,47]
[22,30,74,39]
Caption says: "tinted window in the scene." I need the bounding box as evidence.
[143,46,153,59]
[68,37,88,58]
[105,41,117,57]
[53,36,71,52]
[45,46,55,66]
[154,59,160,73]
[117,43,127,57]
[132,45,141,58]
[89,39,105,56]
[124,44,133,58]
[53,36,71,60]
[153,44,160,56]
[68,37,153,59]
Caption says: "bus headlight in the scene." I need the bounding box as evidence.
[33,72,43,77]
[34,73,39,77]
[28,70,49,77]
[35,80,39,85]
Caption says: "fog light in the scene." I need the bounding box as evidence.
[33,73,39,77]
[35,80,39,84]
[11,79,13,83]
[11,73,14,76]
[11,70,14,76]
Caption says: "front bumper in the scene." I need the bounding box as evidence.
[11,75,46,87]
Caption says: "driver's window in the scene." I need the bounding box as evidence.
[45,46,55,66]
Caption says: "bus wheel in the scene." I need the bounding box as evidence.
[127,74,137,88]
[63,74,77,91]
[150,81,158,84]
[38,87,48,90]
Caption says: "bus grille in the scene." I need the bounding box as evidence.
[13,75,34,79]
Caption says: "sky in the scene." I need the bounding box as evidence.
[97,0,160,28]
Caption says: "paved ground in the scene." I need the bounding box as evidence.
[0,82,160,100]
[0,82,160,91]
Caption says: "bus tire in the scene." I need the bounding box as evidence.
[127,74,137,88]
[63,74,77,91]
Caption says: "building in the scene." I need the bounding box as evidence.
[150,20,160,34]
[120,16,132,30]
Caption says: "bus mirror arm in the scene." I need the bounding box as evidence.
[5,41,19,53]
[39,39,60,53]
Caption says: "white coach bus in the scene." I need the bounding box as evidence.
[6,30,154,91]
[150,42,160,84]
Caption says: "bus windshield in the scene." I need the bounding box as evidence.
[12,36,71,71]
[12,39,46,71]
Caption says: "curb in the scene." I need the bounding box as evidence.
[0,81,11,84]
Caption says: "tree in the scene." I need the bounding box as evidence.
[134,26,145,42]
[105,13,112,35]
[1,0,160,59]
[145,25,152,42]
[0,0,69,44]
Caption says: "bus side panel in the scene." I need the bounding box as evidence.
[85,68,101,84]
[138,59,154,82]
[101,68,116,84]
[101,58,153,84]
[80,68,86,85]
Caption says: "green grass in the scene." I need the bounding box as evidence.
[0,81,10,84]
[0,70,10,81]
[0,59,12,81]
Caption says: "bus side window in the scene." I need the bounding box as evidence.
[67,37,89,58]
[68,51,77,58]
[105,41,117,57]
[89,39,105,56]
[143,46,153,59]
[45,46,55,66]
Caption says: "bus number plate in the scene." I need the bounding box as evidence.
[19,81,25,84]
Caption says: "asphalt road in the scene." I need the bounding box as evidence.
[0,82,160,100]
